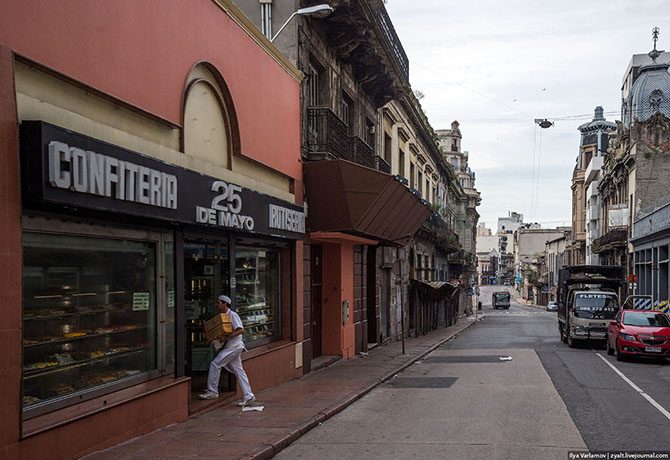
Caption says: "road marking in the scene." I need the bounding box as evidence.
[593,351,670,421]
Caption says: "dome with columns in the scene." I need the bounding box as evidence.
[625,62,670,127]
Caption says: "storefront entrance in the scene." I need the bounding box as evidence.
[183,240,234,399]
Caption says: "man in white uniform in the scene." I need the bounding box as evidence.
[199,295,256,406]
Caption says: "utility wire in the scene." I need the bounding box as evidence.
[529,126,537,220]
[410,60,534,119]
[533,128,544,219]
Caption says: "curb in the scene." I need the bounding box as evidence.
[245,315,485,459]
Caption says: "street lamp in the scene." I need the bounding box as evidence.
[271,4,334,43]
[534,118,554,129]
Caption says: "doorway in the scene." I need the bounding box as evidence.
[380,267,391,341]
[183,240,234,401]
[310,245,323,358]
[366,246,379,348]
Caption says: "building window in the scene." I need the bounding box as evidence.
[307,64,319,106]
[235,247,282,344]
[399,149,405,177]
[417,171,423,196]
[383,132,392,165]
[260,1,273,40]
[22,231,164,414]
[341,91,354,134]
[410,163,415,188]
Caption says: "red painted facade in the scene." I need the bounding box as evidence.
[0,0,301,179]
[0,1,303,457]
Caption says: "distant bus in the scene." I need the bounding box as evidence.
[492,291,511,309]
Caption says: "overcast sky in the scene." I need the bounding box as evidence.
[385,0,670,231]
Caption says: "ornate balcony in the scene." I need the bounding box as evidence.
[305,0,409,106]
[372,6,409,82]
[375,155,391,174]
[346,135,375,169]
[306,107,348,160]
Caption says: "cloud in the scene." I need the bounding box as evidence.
[386,0,670,230]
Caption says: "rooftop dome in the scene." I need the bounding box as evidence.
[625,62,670,127]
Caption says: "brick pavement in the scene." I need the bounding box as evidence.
[85,315,482,460]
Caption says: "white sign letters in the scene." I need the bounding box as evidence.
[196,180,255,230]
[48,141,178,209]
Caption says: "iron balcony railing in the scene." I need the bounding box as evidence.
[346,135,375,169]
[374,7,409,82]
[306,106,348,160]
[375,156,391,174]
[306,107,390,172]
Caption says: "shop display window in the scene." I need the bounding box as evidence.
[235,247,281,345]
[22,232,157,412]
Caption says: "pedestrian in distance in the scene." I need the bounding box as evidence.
[199,294,256,406]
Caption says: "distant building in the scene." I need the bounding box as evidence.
[578,107,616,265]
[546,234,569,301]
[514,227,570,304]
[477,222,492,237]
[498,211,524,234]
[594,30,670,285]
[476,223,497,285]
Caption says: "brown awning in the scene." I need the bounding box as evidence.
[303,159,431,245]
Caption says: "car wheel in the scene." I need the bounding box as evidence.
[567,334,576,348]
[616,339,624,361]
[560,326,567,344]
[606,334,614,356]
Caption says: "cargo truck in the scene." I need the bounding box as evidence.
[557,265,624,348]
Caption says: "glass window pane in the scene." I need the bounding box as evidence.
[235,247,281,345]
[22,232,157,410]
[164,240,175,370]
[183,242,229,382]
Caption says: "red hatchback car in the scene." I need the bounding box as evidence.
[606,310,670,361]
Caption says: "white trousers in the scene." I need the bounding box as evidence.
[206,346,254,400]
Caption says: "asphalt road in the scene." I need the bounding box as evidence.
[276,286,670,459]
[461,287,670,452]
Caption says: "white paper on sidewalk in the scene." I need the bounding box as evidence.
[499,356,513,361]
[242,405,265,412]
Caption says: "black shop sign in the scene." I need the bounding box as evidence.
[20,121,305,239]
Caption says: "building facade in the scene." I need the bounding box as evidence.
[594,37,670,282]
[514,228,568,303]
[497,211,524,285]
[0,0,308,457]
[580,107,616,264]
[545,234,569,301]
[234,0,476,370]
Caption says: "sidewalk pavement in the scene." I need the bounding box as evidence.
[86,315,483,460]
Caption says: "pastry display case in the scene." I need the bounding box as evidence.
[22,233,157,412]
[235,248,281,344]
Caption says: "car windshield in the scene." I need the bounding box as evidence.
[494,293,510,302]
[573,293,618,319]
[623,312,670,327]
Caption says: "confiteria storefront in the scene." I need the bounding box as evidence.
[20,121,304,417]
[0,1,305,454]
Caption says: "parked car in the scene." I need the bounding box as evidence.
[606,309,670,361]
[546,301,558,312]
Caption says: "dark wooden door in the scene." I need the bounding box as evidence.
[311,245,323,358]
[380,268,391,341]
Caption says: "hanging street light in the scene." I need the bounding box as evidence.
[271,4,334,43]
[534,118,554,129]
